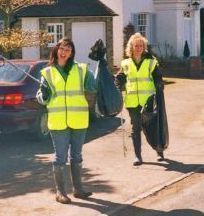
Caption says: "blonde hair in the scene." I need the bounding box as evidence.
[125,32,148,58]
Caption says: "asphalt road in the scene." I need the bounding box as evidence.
[111,171,204,216]
[0,77,204,216]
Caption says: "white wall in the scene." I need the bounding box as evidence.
[153,1,201,58]
[22,18,40,59]
[155,8,178,58]
[100,0,155,66]
[123,0,155,26]
[154,2,186,58]
[100,0,123,66]
[101,0,203,61]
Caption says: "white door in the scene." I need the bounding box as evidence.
[72,22,106,73]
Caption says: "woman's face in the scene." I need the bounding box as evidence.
[133,39,144,58]
[57,44,72,66]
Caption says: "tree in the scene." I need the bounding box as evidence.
[183,40,190,58]
[123,22,135,57]
[0,28,52,53]
[0,0,55,54]
[0,0,54,28]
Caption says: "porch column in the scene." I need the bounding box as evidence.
[192,9,200,56]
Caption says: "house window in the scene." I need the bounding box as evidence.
[137,13,147,37]
[132,13,156,44]
[0,20,4,33]
[47,23,64,46]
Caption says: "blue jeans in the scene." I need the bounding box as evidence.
[50,128,87,166]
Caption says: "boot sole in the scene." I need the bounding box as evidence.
[74,192,92,199]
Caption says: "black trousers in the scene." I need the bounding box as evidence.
[127,106,143,158]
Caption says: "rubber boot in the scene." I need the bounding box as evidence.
[70,163,92,199]
[132,132,143,166]
[53,165,71,204]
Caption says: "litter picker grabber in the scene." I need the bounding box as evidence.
[0,55,47,87]
[120,107,127,157]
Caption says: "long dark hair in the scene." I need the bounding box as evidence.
[48,37,76,67]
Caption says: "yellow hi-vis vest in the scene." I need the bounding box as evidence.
[121,58,157,108]
[41,63,89,130]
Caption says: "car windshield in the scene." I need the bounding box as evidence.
[0,63,30,82]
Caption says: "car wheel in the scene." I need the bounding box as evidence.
[35,111,50,140]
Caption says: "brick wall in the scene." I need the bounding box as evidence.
[161,57,204,79]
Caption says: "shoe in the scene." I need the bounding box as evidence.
[133,157,143,166]
[56,193,71,204]
[157,151,164,161]
[73,191,92,199]
[70,163,93,199]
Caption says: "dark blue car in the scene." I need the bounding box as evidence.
[0,59,49,139]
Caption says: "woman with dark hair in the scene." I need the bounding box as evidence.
[37,37,96,204]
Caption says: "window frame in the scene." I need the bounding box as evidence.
[137,13,148,37]
[132,12,156,44]
[47,23,64,47]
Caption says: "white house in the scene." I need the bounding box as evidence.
[101,0,204,67]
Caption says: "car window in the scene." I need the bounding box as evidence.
[0,63,30,82]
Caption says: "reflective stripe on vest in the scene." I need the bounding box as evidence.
[121,58,157,107]
[41,63,88,130]
[48,106,88,112]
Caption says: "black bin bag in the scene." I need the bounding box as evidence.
[88,39,123,117]
[141,91,169,152]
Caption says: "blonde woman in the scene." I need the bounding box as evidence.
[116,33,164,166]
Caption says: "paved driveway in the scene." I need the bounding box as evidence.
[0,77,204,216]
